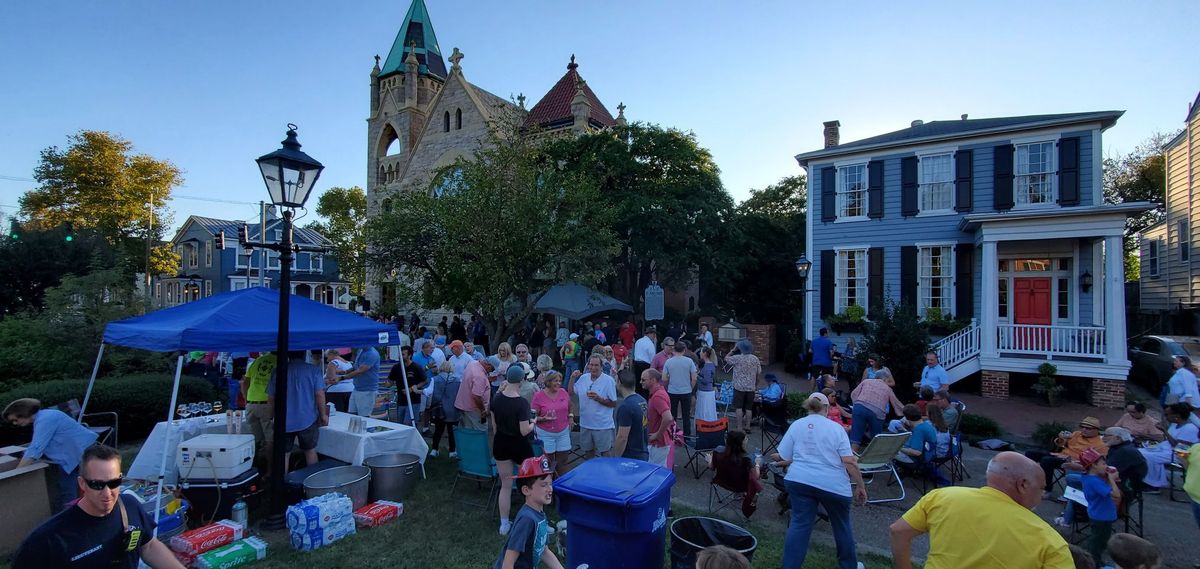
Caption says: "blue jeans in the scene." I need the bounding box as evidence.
[1192,499,1200,529]
[849,404,884,447]
[57,465,79,512]
[783,480,857,569]
[564,360,580,380]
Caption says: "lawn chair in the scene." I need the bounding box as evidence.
[895,439,939,495]
[855,432,911,504]
[759,390,789,455]
[708,454,756,519]
[947,401,967,435]
[715,381,734,417]
[449,426,498,511]
[931,433,967,485]
[684,418,728,479]
[58,399,118,448]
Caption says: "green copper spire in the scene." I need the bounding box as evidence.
[380,0,447,78]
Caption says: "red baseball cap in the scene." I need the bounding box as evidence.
[1078,448,1103,470]
[515,455,554,480]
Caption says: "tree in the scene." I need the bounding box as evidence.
[858,297,931,401]
[548,123,735,312]
[366,110,619,351]
[19,130,182,275]
[704,175,808,323]
[309,186,368,295]
[0,223,115,315]
[1103,131,1179,280]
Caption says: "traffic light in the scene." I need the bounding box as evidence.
[63,222,74,242]
[215,230,225,250]
[238,223,250,246]
[8,220,20,240]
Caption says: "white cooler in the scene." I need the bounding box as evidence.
[176,434,255,480]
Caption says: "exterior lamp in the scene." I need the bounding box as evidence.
[795,255,812,282]
[1080,270,1093,293]
[256,124,324,208]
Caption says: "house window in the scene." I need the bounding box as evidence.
[205,240,213,267]
[1057,278,1069,320]
[267,251,280,270]
[155,282,161,300]
[188,244,198,268]
[835,248,868,313]
[836,164,867,219]
[1179,220,1190,262]
[1147,240,1161,277]
[998,279,1009,318]
[204,280,212,298]
[311,254,323,272]
[1014,141,1056,206]
[232,280,246,291]
[273,229,282,242]
[918,245,953,317]
[918,153,954,212]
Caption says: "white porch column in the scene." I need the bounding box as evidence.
[980,240,999,357]
[1104,236,1128,364]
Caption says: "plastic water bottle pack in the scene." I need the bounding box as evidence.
[286,492,357,551]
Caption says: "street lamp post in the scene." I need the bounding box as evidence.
[238,124,324,529]
[793,254,813,362]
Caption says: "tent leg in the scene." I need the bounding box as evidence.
[397,359,425,479]
[152,354,186,536]
[77,344,106,421]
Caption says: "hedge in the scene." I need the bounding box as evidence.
[0,374,220,446]
[958,413,1003,440]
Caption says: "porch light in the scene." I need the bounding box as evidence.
[795,255,812,281]
[1080,270,1093,292]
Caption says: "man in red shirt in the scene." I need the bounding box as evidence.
[612,343,629,368]
[640,368,675,468]
[619,318,637,349]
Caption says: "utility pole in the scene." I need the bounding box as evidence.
[144,194,154,313]
[258,201,266,287]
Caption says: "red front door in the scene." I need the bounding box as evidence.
[1013,277,1051,350]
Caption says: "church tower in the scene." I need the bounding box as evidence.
[366,0,446,216]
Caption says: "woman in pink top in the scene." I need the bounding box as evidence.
[531,371,571,475]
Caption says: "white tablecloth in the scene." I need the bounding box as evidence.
[128,413,427,484]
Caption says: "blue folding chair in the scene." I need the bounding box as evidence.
[715,381,734,417]
[449,427,498,511]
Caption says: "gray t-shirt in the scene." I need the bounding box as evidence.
[663,355,697,395]
[616,394,649,461]
[353,348,381,392]
[491,504,548,569]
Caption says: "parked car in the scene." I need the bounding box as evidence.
[1127,335,1200,392]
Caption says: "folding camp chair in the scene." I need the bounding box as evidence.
[759,395,789,455]
[708,461,753,519]
[855,432,911,504]
[931,433,968,484]
[715,382,734,417]
[895,439,940,495]
[59,399,118,448]
[684,418,728,479]
[948,401,967,435]
[449,427,499,511]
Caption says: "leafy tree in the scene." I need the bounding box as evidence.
[0,223,115,315]
[309,186,368,295]
[548,123,735,311]
[366,110,618,351]
[19,130,182,275]
[149,243,182,277]
[1103,131,1179,279]
[858,297,931,400]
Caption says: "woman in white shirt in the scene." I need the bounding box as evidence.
[772,393,868,569]
[1166,355,1199,408]
[1139,402,1200,488]
[324,349,356,412]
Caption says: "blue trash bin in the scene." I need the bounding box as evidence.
[554,457,676,569]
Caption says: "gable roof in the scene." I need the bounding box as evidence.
[1187,90,1200,123]
[524,57,614,130]
[380,0,447,79]
[177,215,331,247]
[796,111,1123,166]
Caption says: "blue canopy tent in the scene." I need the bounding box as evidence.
[81,287,413,533]
[533,282,633,320]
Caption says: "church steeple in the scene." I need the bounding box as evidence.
[380,0,447,79]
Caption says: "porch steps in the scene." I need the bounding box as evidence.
[932,321,981,385]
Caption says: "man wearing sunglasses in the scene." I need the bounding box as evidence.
[12,444,184,568]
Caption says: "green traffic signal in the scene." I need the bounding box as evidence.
[65,235,74,242]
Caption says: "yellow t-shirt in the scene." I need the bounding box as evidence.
[244,353,277,403]
[1185,443,1200,504]
[901,486,1074,569]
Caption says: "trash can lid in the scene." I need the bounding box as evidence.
[554,458,675,507]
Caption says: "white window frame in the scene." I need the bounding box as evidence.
[835,163,868,221]
[204,280,212,297]
[273,229,282,242]
[232,280,247,291]
[204,240,213,267]
[1146,239,1161,277]
[1013,140,1057,207]
[834,247,868,314]
[188,244,198,268]
[917,243,955,318]
[267,251,280,270]
[311,253,323,272]
[917,152,955,214]
[1179,220,1190,262]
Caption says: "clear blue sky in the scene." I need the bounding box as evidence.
[1,1,1196,230]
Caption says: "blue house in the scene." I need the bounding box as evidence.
[155,213,353,309]
[795,112,1152,406]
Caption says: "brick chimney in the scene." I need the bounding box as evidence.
[823,120,840,149]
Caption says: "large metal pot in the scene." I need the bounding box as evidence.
[363,453,421,501]
[303,465,371,510]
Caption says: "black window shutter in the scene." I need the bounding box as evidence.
[868,160,884,219]
[820,167,837,222]
[994,144,1014,210]
[901,157,918,216]
[1058,137,1080,205]
[955,243,974,320]
[954,150,973,212]
[900,245,918,308]
[820,250,836,318]
[868,248,884,318]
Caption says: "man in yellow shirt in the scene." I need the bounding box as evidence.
[1183,442,1200,529]
[242,352,277,471]
[890,452,1073,569]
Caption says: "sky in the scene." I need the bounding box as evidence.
[1,1,1197,232]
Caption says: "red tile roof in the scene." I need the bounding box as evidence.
[524,57,615,130]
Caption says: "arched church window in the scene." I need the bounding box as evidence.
[443,112,450,132]
[456,109,463,130]
[381,198,393,213]
[432,167,464,198]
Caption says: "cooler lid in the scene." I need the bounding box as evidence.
[180,467,259,488]
[553,458,674,507]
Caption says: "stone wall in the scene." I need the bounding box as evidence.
[743,324,777,366]
[1090,378,1126,408]
[981,370,1010,400]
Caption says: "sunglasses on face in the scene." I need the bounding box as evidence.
[84,477,124,491]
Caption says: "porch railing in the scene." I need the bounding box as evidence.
[995,324,1106,359]
[932,319,979,370]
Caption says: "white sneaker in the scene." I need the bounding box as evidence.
[499,519,511,535]
[856,563,864,569]
[449,451,459,459]
[429,449,439,457]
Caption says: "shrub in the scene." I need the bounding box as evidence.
[785,391,811,420]
[859,297,931,400]
[1032,420,1074,451]
[783,338,806,374]
[958,413,1003,439]
[0,374,220,446]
